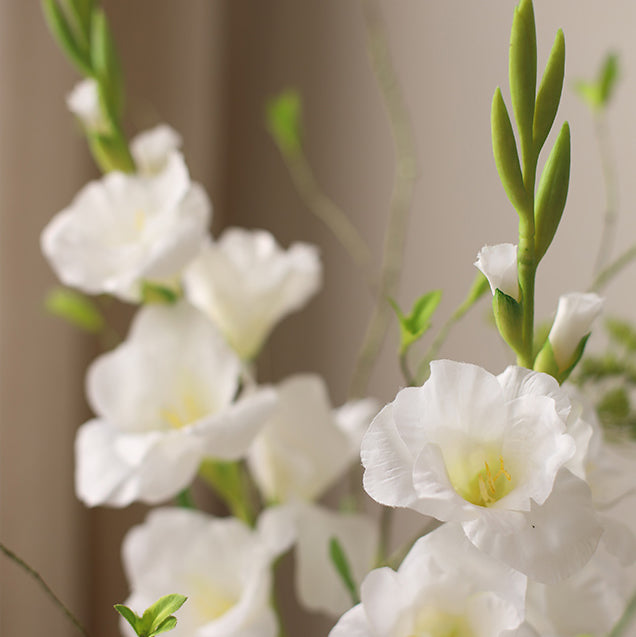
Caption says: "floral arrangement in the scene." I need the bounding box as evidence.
[7,1,636,636]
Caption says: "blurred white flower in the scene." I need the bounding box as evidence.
[66,78,108,133]
[183,229,321,359]
[293,502,378,618]
[75,302,276,507]
[330,523,527,637]
[549,293,604,369]
[248,374,373,504]
[131,124,183,175]
[474,243,519,299]
[41,152,210,302]
[362,360,602,582]
[122,507,293,637]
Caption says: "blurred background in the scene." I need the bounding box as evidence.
[2,1,636,635]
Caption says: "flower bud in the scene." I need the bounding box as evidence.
[474,243,519,300]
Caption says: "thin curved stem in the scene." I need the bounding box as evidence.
[0,541,89,637]
[349,0,418,398]
[589,243,636,293]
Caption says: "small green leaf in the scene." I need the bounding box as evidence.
[534,121,570,261]
[266,89,303,155]
[42,0,93,76]
[114,604,141,633]
[509,0,537,165]
[491,88,528,215]
[151,617,178,636]
[142,594,187,634]
[329,537,360,606]
[493,289,523,353]
[391,291,442,355]
[140,282,180,305]
[533,29,565,155]
[45,287,105,333]
[599,53,620,105]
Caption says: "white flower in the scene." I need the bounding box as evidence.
[183,229,321,359]
[361,360,602,582]
[66,78,108,133]
[131,124,183,175]
[75,302,276,507]
[293,502,378,617]
[122,507,293,637]
[41,153,211,302]
[330,523,527,637]
[474,243,519,299]
[247,375,369,503]
[549,293,604,369]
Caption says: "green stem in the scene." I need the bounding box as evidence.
[0,541,89,637]
[609,590,636,637]
[590,243,636,293]
[399,350,416,387]
[517,217,536,368]
[349,0,417,398]
[374,507,393,567]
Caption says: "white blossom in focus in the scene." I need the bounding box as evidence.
[474,243,519,299]
[549,293,604,369]
[75,302,276,507]
[66,78,108,133]
[41,152,211,301]
[122,507,294,637]
[361,360,602,582]
[329,523,527,637]
[247,374,371,504]
[131,124,183,175]
[183,229,321,359]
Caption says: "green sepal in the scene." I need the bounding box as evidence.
[266,89,302,155]
[558,333,590,383]
[90,9,125,123]
[493,289,523,354]
[491,88,528,215]
[533,29,565,155]
[88,131,135,173]
[509,0,537,166]
[574,53,619,112]
[328,537,360,606]
[44,287,105,333]
[535,333,590,383]
[390,290,442,355]
[534,121,570,261]
[42,0,93,76]
[140,282,180,306]
[199,459,254,526]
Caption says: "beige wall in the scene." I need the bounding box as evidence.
[1,2,635,636]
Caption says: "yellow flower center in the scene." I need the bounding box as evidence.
[160,385,207,430]
[408,607,474,637]
[187,574,236,622]
[447,451,513,507]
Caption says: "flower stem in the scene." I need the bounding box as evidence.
[0,541,89,637]
[349,0,417,398]
[589,243,636,293]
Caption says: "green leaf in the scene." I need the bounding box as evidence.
[140,281,180,306]
[390,291,442,354]
[491,88,528,215]
[266,89,303,155]
[142,594,187,634]
[606,317,636,351]
[45,287,105,333]
[493,289,523,354]
[599,53,620,105]
[114,604,141,633]
[533,29,565,155]
[90,9,124,122]
[329,537,360,606]
[534,121,570,261]
[151,617,178,636]
[509,0,537,165]
[60,0,93,54]
[42,0,93,76]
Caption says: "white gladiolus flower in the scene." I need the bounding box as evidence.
[122,507,294,637]
[247,375,372,503]
[75,302,277,507]
[474,243,519,299]
[362,360,602,582]
[41,152,211,302]
[66,78,108,133]
[330,523,527,637]
[549,293,604,369]
[131,124,183,175]
[183,229,321,359]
